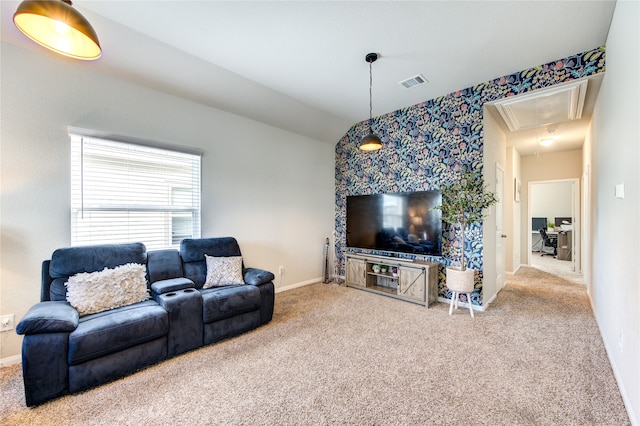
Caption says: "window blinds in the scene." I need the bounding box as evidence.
[70,132,201,250]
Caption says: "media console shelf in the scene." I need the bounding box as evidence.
[345,253,439,307]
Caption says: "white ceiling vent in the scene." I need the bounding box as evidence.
[399,74,428,89]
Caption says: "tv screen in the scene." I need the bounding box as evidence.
[346,191,442,256]
[554,217,571,227]
[532,217,547,231]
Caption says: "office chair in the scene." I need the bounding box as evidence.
[539,229,557,257]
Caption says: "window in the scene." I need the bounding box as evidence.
[70,129,202,250]
[382,194,404,229]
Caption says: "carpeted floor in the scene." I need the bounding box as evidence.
[530,251,583,284]
[0,267,630,425]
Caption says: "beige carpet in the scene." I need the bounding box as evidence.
[530,251,583,284]
[0,268,630,425]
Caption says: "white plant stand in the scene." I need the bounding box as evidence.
[446,267,475,317]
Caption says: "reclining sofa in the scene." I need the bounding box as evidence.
[16,237,275,406]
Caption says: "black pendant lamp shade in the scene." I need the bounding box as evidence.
[13,0,101,60]
[359,52,382,152]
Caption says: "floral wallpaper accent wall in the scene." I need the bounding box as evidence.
[335,46,605,306]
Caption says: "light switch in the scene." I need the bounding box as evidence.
[615,183,624,199]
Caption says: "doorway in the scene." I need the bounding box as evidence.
[528,178,582,280]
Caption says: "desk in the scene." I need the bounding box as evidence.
[557,231,572,260]
[532,230,572,260]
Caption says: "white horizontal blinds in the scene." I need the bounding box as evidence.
[70,133,201,250]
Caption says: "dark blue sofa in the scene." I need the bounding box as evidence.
[16,237,275,406]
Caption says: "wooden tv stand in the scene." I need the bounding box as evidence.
[345,253,439,307]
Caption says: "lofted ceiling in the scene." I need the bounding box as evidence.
[0,1,616,152]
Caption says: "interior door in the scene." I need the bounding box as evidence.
[495,166,505,292]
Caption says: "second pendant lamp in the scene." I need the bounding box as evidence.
[359,52,382,152]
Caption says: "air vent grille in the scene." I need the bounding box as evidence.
[399,74,428,89]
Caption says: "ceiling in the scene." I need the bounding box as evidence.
[0,1,616,152]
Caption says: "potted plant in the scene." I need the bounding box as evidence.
[435,170,498,295]
[547,221,555,232]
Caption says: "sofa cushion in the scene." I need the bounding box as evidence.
[243,268,276,286]
[204,255,245,288]
[16,301,79,335]
[151,277,195,295]
[181,238,242,288]
[180,237,242,262]
[201,285,261,323]
[68,300,168,365]
[66,263,149,316]
[48,242,147,301]
[50,242,147,279]
[147,249,184,283]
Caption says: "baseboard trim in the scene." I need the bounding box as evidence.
[484,292,498,307]
[0,354,21,367]
[589,296,638,426]
[507,266,520,275]
[275,278,321,293]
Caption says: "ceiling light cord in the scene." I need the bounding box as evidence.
[358,53,382,152]
[369,59,373,131]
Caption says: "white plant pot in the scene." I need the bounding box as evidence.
[446,267,475,293]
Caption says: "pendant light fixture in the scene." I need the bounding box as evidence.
[13,0,101,60]
[359,52,382,152]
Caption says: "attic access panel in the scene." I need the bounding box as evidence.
[493,79,588,131]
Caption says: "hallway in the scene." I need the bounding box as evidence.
[530,251,583,284]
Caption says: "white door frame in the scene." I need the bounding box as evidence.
[495,164,505,292]
[527,178,581,273]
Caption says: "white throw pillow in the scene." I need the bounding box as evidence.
[203,255,245,288]
[66,263,149,316]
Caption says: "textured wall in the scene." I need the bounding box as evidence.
[335,47,605,306]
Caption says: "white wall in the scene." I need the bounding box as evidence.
[530,181,573,222]
[0,42,335,361]
[587,1,639,423]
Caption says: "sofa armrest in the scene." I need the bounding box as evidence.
[16,301,79,335]
[243,268,275,286]
[151,277,195,296]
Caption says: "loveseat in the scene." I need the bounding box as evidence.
[16,237,275,406]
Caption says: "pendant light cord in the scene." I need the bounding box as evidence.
[369,60,373,129]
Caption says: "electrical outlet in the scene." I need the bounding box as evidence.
[279,266,284,275]
[0,314,15,332]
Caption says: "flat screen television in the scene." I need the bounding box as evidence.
[346,190,442,256]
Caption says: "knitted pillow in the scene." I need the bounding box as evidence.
[203,255,245,288]
[66,263,149,316]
